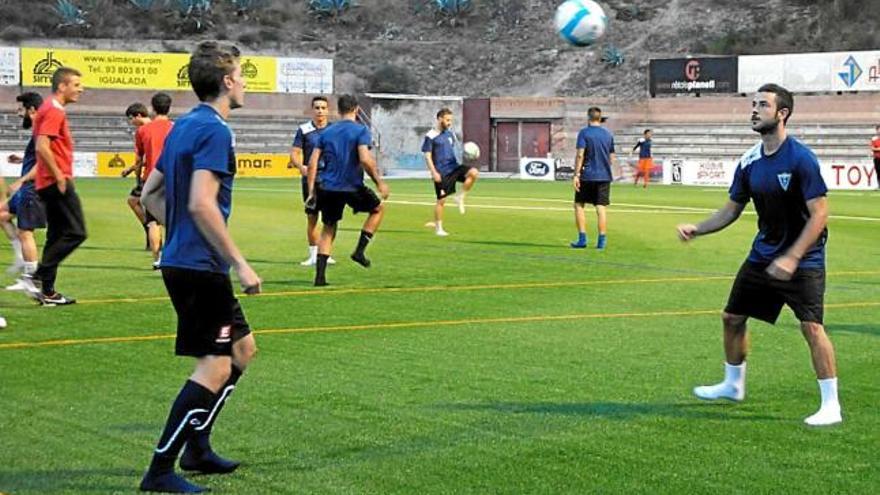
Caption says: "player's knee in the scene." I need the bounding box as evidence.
[799,321,825,340]
[722,312,747,331]
[234,339,257,368]
[469,168,479,179]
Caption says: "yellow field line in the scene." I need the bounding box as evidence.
[71,270,880,305]
[2,301,878,351]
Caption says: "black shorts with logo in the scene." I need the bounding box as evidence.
[434,165,473,200]
[317,186,381,225]
[8,188,47,230]
[300,178,318,215]
[725,261,825,324]
[162,267,252,357]
[574,181,611,206]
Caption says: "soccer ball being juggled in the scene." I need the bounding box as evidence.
[463,141,480,161]
[554,0,607,47]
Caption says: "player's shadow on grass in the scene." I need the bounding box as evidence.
[1,467,139,493]
[77,244,146,253]
[826,323,880,337]
[458,239,568,249]
[438,401,783,422]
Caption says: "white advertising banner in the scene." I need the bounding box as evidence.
[739,50,880,93]
[0,46,19,86]
[276,57,333,94]
[519,157,555,181]
[1,150,23,176]
[2,151,97,178]
[663,157,877,190]
[821,160,877,190]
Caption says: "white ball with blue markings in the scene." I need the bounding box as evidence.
[555,0,607,47]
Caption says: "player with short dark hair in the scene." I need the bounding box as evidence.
[290,95,335,266]
[571,106,615,250]
[139,41,261,493]
[632,128,653,189]
[122,102,152,246]
[422,107,479,236]
[306,93,389,286]
[20,67,86,306]
[124,93,174,269]
[677,83,842,426]
[3,92,47,290]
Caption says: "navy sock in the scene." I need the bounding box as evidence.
[355,230,373,255]
[148,380,215,474]
[189,366,242,455]
[315,254,329,284]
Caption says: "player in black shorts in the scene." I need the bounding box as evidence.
[421,108,479,236]
[139,41,262,493]
[572,107,615,250]
[677,83,842,426]
[306,94,389,286]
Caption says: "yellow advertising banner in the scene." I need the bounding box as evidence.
[97,151,136,177]
[99,151,296,178]
[21,48,276,92]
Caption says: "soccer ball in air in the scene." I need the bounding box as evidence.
[554,0,607,47]
[463,141,480,161]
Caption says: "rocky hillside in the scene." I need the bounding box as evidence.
[1,0,877,99]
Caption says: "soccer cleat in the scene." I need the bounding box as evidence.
[350,252,371,268]
[455,193,466,214]
[180,448,240,475]
[19,274,44,302]
[6,279,27,291]
[570,238,587,248]
[299,257,316,266]
[152,261,161,270]
[435,229,449,237]
[327,256,336,265]
[139,470,207,493]
[424,221,437,228]
[41,292,77,306]
[314,277,328,287]
[804,406,842,426]
[596,235,607,250]
[693,382,744,402]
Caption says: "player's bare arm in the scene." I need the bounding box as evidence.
[573,148,585,191]
[677,200,746,241]
[361,144,389,199]
[423,151,441,183]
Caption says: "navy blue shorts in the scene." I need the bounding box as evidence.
[8,188,47,230]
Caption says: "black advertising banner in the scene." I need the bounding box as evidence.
[649,57,738,96]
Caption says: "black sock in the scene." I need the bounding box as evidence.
[188,366,243,455]
[147,380,216,474]
[355,230,373,255]
[315,254,329,284]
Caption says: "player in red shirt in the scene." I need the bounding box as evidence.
[21,67,86,306]
[871,125,880,189]
[125,93,174,268]
[122,102,151,247]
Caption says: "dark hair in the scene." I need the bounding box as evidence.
[311,96,328,107]
[436,108,453,119]
[188,41,241,102]
[51,67,82,92]
[125,102,149,118]
[757,83,794,124]
[588,106,602,122]
[151,92,172,115]
[16,92,43,111]
[644,129,652,135]
[337,94,358,114]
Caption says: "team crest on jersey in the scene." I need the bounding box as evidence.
[216,325,232,344]
[777,172,792,191]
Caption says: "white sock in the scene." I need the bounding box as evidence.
[817,377,840,409]
[23,261,37,275]
[11,239,23,262]
[724,361,746,389]
[308,245,317,259]
[436,221,443,231]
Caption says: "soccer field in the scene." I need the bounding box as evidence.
[1,179,878,494]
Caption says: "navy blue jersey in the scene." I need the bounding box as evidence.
[293,120,329,183]
[156,104,236,274]
[576,125,615,182]
[421,129,459,175]
[316,120,371,192]
[729,138,828,269]
[634,138,652,159]
[19,136,37,193]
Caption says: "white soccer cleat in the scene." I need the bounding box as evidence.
[693,382,744,402]
[455,194,466,214]
[328,256,336,265]
[5,279,27,291]
[804,406,842,426]
[424,221,437,228]
[435,228,449,237]
[0,316,6,329]
[299,257,316,266]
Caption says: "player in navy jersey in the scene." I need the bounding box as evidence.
[422,108,479,236]
[572,107,616,250]
[3,92,47,290]
[139,41,262,493]
[632,129,653,189]
[306,94,389,287]
[677,83,842,426]
[290,96,335,266]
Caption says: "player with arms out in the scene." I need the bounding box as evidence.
[677,84,841,426]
